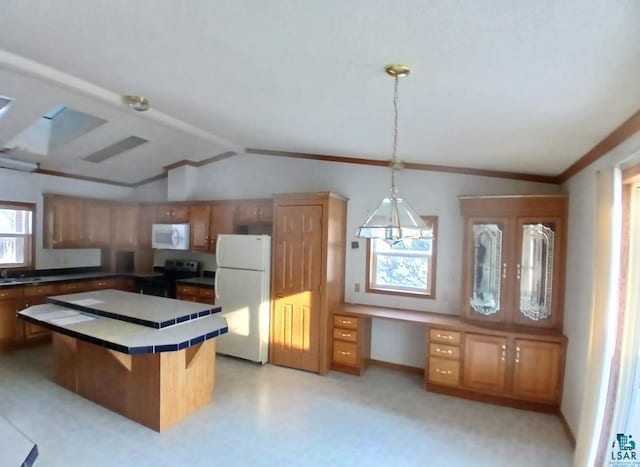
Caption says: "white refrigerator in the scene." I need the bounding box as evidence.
[215,234,271,364]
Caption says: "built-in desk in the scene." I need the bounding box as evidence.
[332,303,567,412]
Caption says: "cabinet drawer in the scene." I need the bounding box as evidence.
[0,288,20,300]
[429,343,460,360]
[176,285,199,296]
[60,282,88,294]
[24,322,50,340]
[430,328,461,345]
[333,341,358,366]
[333,314,358,330]
[90,279,117,290]
[199,288,215,298]
[428,357,460,386]
[333,327,358,343]
[23,284,58,297]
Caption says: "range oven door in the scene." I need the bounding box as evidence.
[135,278,174,298]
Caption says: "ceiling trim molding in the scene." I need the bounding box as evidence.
[558,108,640,183]
[33,168,166,188]
[245,148,561,184]
[163,151,237,171]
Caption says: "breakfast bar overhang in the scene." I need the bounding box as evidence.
[18,290,228,432]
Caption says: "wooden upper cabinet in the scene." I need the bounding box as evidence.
[459,195,568,330]
[234,199,273,225]
[155,204,190,223]
[462,333,507,394]
[209,203,235,254]
[138,205,155,249]
[512,339,563,403]
[84,200,112,248]
[111,203,139,249]
[189,204,211,252]
[43,195,84,248]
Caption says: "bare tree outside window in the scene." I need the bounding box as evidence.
[0,203,35,269]
[366,216,438,299]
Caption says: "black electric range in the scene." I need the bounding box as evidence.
[135,259,200,298]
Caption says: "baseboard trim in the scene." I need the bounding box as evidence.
[368,359,424,375]
[425,382,559,413]
[558,410,576,449]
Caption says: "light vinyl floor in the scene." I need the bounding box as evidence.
[0,346,574,466]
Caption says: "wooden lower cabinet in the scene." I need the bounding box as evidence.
[426,327,565,408]
[330,313,371,375]
[0,289,21,348]
[20,284,60,341]
[427,328,462,387]
[462,333,507,393]
[512,339,563,403]
[176,284,215,305]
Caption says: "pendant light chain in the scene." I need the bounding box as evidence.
[356,63,430,243]
[390,75,399,196]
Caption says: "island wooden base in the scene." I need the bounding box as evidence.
[52,333,216,432]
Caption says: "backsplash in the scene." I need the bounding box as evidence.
[153,249,216,273]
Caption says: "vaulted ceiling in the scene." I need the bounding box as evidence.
[0,1,639,185]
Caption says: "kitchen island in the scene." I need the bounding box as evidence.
[18,290,227,432]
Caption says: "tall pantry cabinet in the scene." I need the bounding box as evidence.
[270,192,347,375]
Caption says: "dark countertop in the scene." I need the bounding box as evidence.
[176,277,215,287]
[0,271,165,289]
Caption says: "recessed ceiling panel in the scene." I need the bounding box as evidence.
[0,96,13,118]
[6,105,107,156]
[83,136,148,163]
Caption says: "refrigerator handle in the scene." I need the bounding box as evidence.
[214,270,220,300]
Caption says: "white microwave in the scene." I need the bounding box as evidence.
[151,224,190,250]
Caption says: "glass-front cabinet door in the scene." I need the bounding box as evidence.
[463,218,511,323]
[514,218,563,328]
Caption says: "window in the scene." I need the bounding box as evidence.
[0,202,35,269]
[366,216,438,298]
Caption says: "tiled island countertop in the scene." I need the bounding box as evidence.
[0,415,38,467]
[17,290,228,432]
[19,290,227,353]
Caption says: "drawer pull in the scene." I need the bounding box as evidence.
[436,347,453,354]
[436,333,453,340]
[435,369,453,375]
[338,351,351,356]
[340,332,352,338]
[338,319,352,325]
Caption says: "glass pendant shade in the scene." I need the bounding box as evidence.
[357,193,430,244]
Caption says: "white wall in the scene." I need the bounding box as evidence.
[133,177,167,202]
[179,153,560,367]
[561,132,640,438]
[0,168,134,269]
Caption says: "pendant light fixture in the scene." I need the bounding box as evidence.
[357,64,430,244]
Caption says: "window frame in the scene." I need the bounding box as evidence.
[365,215,438,299]
[0,201,36,270]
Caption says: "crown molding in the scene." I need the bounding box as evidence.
[245,148,561,184]
[558,108,640,183]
